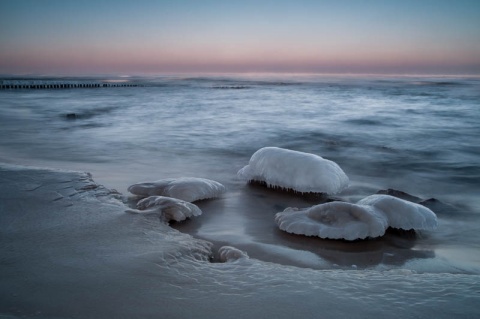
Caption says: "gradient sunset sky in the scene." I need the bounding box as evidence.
[1,0,479,76]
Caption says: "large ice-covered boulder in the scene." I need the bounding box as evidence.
[128,177,226,202]
[237,147,349,194]
[275,202,388,241]
[275,195,438,240]
[357,194,438,231]
[127,195,202,223]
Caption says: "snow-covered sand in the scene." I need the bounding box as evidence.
[1,164,479,318]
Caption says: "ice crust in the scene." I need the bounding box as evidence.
[218,246,249,262]
[127,195,202,223]
[276,202,388,241]
[237,147,349,194]
[275,195,438,240]
[128,177,226,202]
[357,195,438,231]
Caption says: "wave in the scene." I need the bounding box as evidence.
[61,105,119,121]
[343,118,384,126]
[411,81,467,86]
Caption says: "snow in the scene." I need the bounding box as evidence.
[275,195,438,240]
[275,202,388,240]
[237,147,349,194]
[128,177,226,202]
[127,195,202,223]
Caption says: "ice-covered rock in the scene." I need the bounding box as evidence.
[237,147,349,194]
[376,189,422,202]
[357,194,438,231]
[127,196,202,223]
[128,177,226,202]
[275,202,388,240]
[218,246,249,262]
[275,195,438,240]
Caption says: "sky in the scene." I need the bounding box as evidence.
[0,0,479,76]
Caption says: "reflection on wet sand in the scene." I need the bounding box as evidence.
[172,183,437,270]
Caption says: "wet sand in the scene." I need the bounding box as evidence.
[173,182,480,273]
[1,164,479,318]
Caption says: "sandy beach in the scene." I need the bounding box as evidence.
[1,163,479,318]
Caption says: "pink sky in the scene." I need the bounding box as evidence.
[1,0,479,75]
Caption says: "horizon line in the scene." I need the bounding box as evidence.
[2,71,480,79]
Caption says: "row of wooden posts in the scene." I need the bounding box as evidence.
[0,83,139,90]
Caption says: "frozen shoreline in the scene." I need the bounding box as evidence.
[1,163,479,318]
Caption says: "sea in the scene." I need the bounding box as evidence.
[1,74,479,273]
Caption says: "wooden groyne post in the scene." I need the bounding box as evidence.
[0,82,140,90]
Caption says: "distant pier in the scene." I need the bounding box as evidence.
[0,80,140,90]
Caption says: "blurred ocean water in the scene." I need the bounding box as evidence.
[1,74,479,271]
